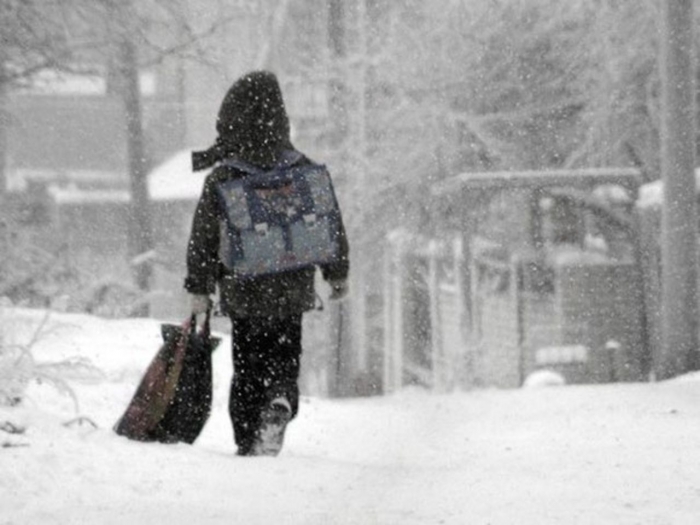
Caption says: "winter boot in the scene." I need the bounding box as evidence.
[252,397,292,456]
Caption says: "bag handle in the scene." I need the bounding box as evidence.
[189,306,213,339]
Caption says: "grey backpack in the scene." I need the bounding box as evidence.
[216,151,342,278]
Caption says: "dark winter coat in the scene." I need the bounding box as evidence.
[184,71,349,318]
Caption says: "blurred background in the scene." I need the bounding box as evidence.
[0,1,693,397]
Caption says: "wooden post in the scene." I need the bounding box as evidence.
[659,0,698,378]
[428,240,442,391]
[0,80,6,198]
[328,0,347,148]
[0,56,8,209]
[382,246,394,393]
[120,40,154,314]
[327,0,347,396]
[383,235,405,393]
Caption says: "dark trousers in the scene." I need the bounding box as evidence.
[229,314,302,452]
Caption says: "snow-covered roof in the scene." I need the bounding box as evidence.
[8,168,124,192]
[17,68,156,97]
[432,167,642,196]
[147,150,211,201]
[46,150,209,204]
[47,184,130,205]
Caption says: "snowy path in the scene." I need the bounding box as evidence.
[2,310,700,524]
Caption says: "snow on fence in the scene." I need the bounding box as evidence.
[383,231,467,393]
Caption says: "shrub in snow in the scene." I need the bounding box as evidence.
[80,279,147,318]
[0,227,99,311]
[0,223,149,317]
[0,348,30,406]
[0,304,104,409]
[0,297,25,405]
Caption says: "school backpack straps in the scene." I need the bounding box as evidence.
[215,151,342,278]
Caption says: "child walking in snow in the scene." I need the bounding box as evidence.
[185,71,349,456]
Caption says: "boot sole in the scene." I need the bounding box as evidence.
[252,406,291,456]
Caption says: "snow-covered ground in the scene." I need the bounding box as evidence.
[2,308,700,524]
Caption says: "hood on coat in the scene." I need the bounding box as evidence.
[192,71,293,171]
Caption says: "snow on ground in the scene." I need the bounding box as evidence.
[2,308,700,524]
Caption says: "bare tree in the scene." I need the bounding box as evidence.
[565,0,660,176]
[659,0,698,378]
[0,0,84,195]
[1,0,231,313]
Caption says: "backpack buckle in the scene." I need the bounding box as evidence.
[255,223,269,236]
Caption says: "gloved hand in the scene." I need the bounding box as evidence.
[190,294,212,316]
[329,279,348,301]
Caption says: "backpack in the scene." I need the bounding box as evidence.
[215,151,343,278]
